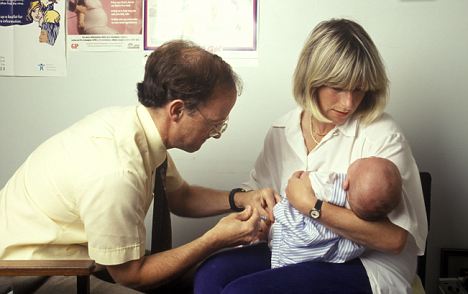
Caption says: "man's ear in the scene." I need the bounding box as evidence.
[167,99,185,122]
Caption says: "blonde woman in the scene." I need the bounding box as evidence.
[194,19,427,294]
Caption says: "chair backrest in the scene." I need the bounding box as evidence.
[417,172,432,287]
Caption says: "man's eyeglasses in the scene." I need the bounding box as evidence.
[195,107,229,139]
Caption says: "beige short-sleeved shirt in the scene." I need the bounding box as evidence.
[0,105,184,265]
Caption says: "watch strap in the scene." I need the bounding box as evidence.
[229,188,246,212]
[314,199,323,211]
[309,199,323,219]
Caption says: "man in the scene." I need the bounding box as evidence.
[0,40,277,293]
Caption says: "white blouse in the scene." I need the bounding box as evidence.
[242,107,428,294]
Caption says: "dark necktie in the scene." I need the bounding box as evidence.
[151,158,172,254]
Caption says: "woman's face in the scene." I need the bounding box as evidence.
[316,86,366,125]
[30,7,43,22]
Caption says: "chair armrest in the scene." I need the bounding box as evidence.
[0,260,96,276]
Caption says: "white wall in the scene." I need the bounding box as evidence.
[1,1,467,293]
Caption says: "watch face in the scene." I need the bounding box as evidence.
[310,209,320,219]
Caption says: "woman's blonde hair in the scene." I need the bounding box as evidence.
[293,19,389,124]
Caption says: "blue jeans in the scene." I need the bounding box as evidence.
[194,243,372,294]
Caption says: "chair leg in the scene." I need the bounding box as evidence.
[77,275,90,294]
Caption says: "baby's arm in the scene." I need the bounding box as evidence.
[308,171,347,207]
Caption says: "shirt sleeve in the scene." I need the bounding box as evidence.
[242,127,282,193]
[362,123,428,255]
[329,173,347,207]
[309,172,347,207]
[77,169,147,265]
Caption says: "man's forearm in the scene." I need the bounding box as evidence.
[168,183,231,217]
[107,207,259,290]
[107,230,221,290]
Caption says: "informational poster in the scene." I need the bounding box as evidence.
[0,0,66,76]
[67,0,143,51]
[144,0,258,59]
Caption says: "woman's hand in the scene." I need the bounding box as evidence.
[285,171,317,215]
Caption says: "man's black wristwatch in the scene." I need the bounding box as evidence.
[229,188,246,212]
[309,199,323,219]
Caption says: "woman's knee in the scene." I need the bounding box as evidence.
[194,254,233,293]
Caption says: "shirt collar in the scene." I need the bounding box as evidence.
[282,107,308,157]
[279,106,359,139]
[335,115,359,137]
[284,107,303,137]
[137,104,167,170]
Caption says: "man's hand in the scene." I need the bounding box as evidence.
[235,188,280,223]
[253,216,271,243]
[285,171,317,215]
[205,206,261,248]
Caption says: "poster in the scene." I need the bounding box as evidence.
[144,0,258,59]
[0,0,66,76]
[67,0,143,51]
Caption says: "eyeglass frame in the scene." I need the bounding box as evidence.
[194,106,229,139]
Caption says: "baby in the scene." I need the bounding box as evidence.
[269,157,402,268]
[345,157,402,221]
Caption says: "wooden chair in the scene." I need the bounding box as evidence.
[0,260,95,294]
[417,172,432,288]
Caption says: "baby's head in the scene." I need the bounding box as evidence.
[346,157,402,221]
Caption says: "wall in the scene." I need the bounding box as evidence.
[1,1,467,293]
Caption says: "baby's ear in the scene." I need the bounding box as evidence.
[343,177,350,190]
